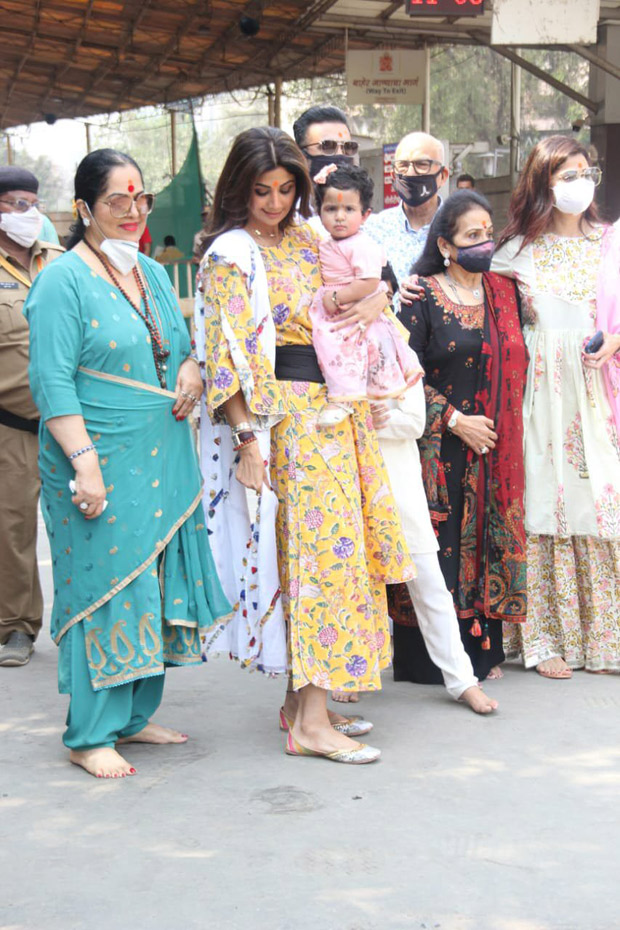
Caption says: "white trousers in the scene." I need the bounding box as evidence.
[406,552,478,700]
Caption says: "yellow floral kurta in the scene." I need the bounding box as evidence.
[201,224,414,692]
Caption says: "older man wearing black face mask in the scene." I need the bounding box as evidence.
[0,166,63,666]
[366,132,449,307]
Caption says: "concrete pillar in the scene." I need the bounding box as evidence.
[589,24,620,221]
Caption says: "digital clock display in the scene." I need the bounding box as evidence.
[406,0,485,15]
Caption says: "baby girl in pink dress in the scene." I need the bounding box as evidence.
[311,165,422,425]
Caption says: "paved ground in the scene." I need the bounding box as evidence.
[1,524,619,930]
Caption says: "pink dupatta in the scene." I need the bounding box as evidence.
[596,223,620,433]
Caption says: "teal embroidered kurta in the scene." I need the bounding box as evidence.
[24,250,231,691]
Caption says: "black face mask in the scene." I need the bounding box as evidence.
[307,152,354,181]
[455,239,495,273]
[393,169,441,207]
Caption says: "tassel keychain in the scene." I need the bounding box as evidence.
[470,618,482,637]
[481,622,491,650]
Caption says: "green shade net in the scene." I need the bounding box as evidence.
[146,127,204,299]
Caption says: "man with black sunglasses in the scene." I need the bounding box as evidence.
[293,105,359,183]
[0,166,63,667]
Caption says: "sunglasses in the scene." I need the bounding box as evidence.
[556,166,602,186]
[0,197,46,213]
[303,139,359,156]
[100,192,155,218]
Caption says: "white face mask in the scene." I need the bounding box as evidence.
[552,177,595,216]
[100,238,140,276]
[84,204,140,275]
[0,206,43,247]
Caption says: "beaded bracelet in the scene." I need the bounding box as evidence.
[68,443,97,461]
[235,436,258,451]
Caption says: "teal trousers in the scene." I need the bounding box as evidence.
[61,621,164,751]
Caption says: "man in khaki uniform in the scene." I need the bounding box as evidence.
[0,166,63,666]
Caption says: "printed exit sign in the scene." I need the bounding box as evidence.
[406,0,485,15]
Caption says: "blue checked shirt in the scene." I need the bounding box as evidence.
[365,201,440,311]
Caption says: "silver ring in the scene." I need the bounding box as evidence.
[357,321,367,333]
[480,445,489,455]
[181,390,199,403]
[79,501,89,511]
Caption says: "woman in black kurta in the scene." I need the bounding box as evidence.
[395,191,528,682]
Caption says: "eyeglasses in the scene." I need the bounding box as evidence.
[556,166,602,186]
[394,159,443,175]
[303,139,359,156]
[100,192,155,218]
[0,197,46,213]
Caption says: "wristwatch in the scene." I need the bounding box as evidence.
[231,430,256,451]
[447,410,461,432]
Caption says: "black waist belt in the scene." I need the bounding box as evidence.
[0,408,40,435]
[274,344,325,383]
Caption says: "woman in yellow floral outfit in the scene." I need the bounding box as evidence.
[196,127,414,763]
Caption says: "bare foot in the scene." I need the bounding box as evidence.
[486,666,504,680]
[536,657,572,679]
[117,722,188,745]
[459,686,498,715]
[70,747,136,779]
[291,722,361,755]
[332,690,360,704]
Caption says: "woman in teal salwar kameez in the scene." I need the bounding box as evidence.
[24,149,230,779]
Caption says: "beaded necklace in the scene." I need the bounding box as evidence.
[84,239,170,388]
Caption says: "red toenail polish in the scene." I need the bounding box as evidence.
[130,767,137,774]
[181,734,189,738]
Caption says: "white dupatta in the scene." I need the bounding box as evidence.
[194,228,287,674]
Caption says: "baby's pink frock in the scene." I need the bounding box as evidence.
[311,230,423,401]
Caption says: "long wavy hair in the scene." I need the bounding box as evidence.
[497,135,600,251]
[203,127,312,250]
[414,190,493,277]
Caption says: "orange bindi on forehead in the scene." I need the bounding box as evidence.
[271,181,280,189]
[337,192,343,202]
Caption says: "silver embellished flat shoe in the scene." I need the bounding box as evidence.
[285,731,381,764]
[331,714,374,737]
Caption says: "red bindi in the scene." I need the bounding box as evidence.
[128,181,135,192]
